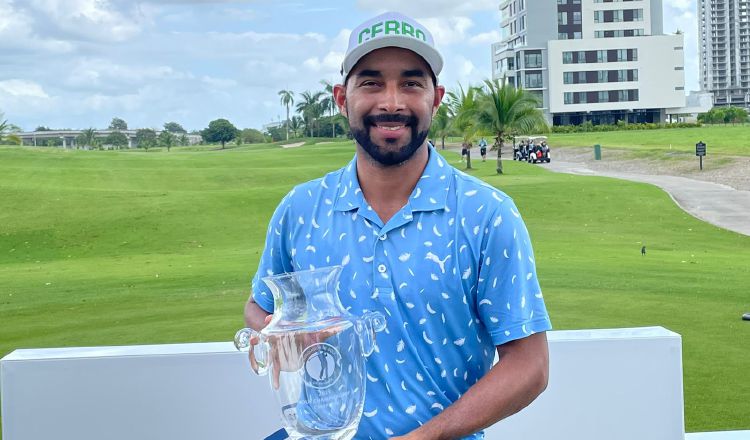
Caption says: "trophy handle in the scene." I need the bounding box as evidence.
[234,328,270,376]
[358,311,387,357]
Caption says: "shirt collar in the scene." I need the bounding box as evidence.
[333,144,451,213]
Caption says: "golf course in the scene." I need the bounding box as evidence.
[0,139,748,433]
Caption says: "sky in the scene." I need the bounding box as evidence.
[0,0,699,132]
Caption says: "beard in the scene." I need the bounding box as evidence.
[349,112,430,167]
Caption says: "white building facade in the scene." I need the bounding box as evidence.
[493,0,686,125]
[699,0,750,107]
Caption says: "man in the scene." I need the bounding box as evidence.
[245,11,551,439]
[479,138,487,162]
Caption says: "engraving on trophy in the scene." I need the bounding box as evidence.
[302,343,342,389]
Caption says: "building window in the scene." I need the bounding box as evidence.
[564,92,574,104]
[558,12,568,25]
[524,51,543,68]
[525,71,543,88]
[563,52,574,64]
[529,90,544,108]
[563,72,575,84]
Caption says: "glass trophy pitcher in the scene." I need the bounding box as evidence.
[235,266,386,440]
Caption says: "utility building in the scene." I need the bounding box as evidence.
[492,0,686,125]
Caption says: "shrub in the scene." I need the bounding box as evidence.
[550,121,702,134]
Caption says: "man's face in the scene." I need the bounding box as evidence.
[334,47,445,167]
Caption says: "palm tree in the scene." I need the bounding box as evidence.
[446,83,482,169]
[320,80,336,137]
[0,112,20,144]
[289,116,304,138]
[429,104,452,150]
[278,89,294,141]
[76,128,99,150]
[295,90,324,137]
[476,79,547,174]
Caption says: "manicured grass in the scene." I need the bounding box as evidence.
[0,143,748,433]
[547,124,750,156]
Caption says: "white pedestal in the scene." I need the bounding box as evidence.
[1,327,685,440]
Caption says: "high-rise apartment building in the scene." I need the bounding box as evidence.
[492,0,686,125]
[699,0,750,107]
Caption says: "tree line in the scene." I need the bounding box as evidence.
[273,78,548,174]
[697,107,749,125]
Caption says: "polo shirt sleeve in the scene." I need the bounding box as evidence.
[251,191,295,313]
[476,197,552,346]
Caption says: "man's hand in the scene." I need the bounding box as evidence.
[248,314,346,389]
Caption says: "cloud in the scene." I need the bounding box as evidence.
[140,0,259,3]
[0,0,75,53]
[0,80,50,98]
[243,60,300,87]
[469,31,501,46]
[355,0,497,17]
[24,0,143,42]
[64,59,192,91]
[419,17,474,46]
[303,51,345,73]
[664,0,693,12]
[201,76,238,88]
[203,30,326,45]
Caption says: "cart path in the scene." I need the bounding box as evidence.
[544,160,750,236]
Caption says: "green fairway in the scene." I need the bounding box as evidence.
[0,143,748,433]
[548,124,750,156]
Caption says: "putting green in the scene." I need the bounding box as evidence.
[0,143,747,432]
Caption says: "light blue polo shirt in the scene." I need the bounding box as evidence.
[252,145,551,439]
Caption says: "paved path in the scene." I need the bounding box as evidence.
[544,160,750,236]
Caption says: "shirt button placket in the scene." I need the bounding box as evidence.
[373,229,391,293]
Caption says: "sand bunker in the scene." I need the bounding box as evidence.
[281,142,305,148]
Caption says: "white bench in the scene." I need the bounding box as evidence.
[1,327,689,439]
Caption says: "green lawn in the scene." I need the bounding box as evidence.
[0,143,748,433]
[547,124,750,156]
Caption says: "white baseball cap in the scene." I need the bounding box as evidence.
[341,12,443,80]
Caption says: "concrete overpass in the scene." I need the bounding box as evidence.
[16,130,202,148]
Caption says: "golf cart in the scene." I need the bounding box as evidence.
[527,136,551,164]
[512,136,531,161]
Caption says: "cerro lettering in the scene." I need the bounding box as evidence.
[358,20,427,44]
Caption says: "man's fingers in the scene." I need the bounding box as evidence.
[249,349,259,372]
[248,335,261,373]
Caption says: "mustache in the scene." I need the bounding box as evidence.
[364,113,418,126]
